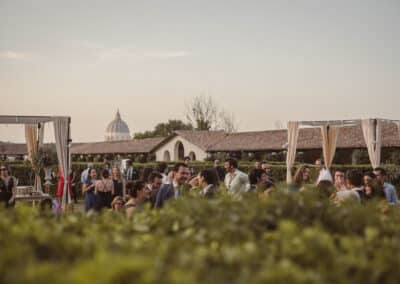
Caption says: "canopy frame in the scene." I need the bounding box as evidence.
[0,115,72,210]
[286,118,400,183]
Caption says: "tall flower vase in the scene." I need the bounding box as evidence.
[43,167,53,194]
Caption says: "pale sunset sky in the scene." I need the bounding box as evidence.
[0,0,399,142]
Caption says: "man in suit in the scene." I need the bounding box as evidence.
[146,172,163,207]
[125,159,139,181]
[154,162,191,208]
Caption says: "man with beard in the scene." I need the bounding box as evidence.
[154,163,191,208]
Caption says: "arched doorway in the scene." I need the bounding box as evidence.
[174,141,185,161]
[189,151,196,161]
[163,150,171,162]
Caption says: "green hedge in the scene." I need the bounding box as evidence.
[0,190,400,283]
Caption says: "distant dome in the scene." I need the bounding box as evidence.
[105,110,131,141]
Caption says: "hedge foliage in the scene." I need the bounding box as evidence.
[1,190,400,284]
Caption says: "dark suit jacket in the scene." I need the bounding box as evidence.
[154,183,174,208]
[214,166,226,182]
[154,183,192,208]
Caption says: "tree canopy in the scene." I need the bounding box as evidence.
[134,120,193,139]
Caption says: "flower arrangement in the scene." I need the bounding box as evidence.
[28,148,58,174]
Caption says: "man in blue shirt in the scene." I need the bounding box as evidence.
[374,167,398,207]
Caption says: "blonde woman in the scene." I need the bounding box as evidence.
[111,166,126,199]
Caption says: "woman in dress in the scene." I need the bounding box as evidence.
[198,169,219,198]
[111,166,126,199]
[82,168,97,212]
[0,165,17,207]
[289,165,311,191]
[94,169,114,211]
[125,181,150,218]
[56,167,73,204]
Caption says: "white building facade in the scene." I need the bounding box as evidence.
[154,135,207,162]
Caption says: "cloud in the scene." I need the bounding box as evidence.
[0,51,31,60]
[64,40,193,60]
[96,48,192,60]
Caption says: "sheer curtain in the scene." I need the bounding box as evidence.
[286,121,300,183]
[361,119,382,169]
[53,118,71,209]
[320,125,339,169]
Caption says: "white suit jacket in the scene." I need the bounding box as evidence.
[224,169,250,196]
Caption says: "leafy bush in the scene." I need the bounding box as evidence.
[1,190,400,284]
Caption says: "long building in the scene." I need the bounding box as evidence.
[1,121,400,164]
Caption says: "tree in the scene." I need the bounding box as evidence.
[218,111,238,133]
[186,95,217,130]
[186,95,238,132]
[134,120,193,139]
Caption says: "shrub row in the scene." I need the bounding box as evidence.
[0,191,400,284]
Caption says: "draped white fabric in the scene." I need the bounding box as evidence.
[53,118,71,209]
[286,121,300,183]
[361,119,382,168]
[320,125,339,169]
[25,124,37,163]
[25,124,43,192]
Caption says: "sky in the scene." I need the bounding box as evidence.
[0,0,399,143]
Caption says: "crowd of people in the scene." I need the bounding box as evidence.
[0,156,398,214]
[290,159,398,206]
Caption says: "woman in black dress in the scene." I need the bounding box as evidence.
[94,169,114,211]
[0,165,17,207]
[111,166,126,199]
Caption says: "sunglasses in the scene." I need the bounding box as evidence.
[0,168,6,171]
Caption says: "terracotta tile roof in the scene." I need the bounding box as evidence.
[210,130,287,151]
[1,122,399,155]
[0,138,165,156]
[209,122,400,151]
[70,137,165,154]
[0,142,27,155]
[0,143,56,155]
[173,130,228,150]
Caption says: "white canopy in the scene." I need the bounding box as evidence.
[0,115,72,209]
[286,118,400,183]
